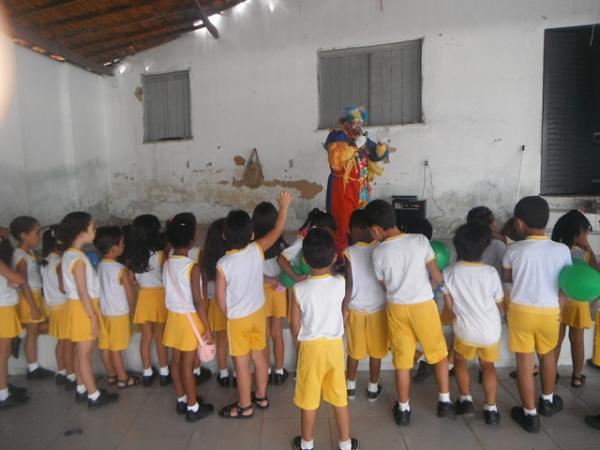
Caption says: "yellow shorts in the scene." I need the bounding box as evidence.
[0,305,22,338]
[593,312,600,366]
[264,283,287,318]
[163,311,206,352]
[208,299,227,332]
[134,287,167,324]
[346,309,388,360]
[507,303,559,355]
[561,299,592,329]
[48,304,69,340]
[17,289,47,324]
[227,308,266,357]
[454,336,500,363]
[66,299,108,343]
[387,300,448,369]
[99,315,130,351]
[440,308,455,326]
[294,338,347,410]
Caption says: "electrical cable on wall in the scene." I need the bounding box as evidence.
[516,145,525,201]
[422,161,446,221]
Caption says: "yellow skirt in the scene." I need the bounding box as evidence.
[134,287,167,324]
[66,299,108,343]
[99,315,130,351]
[48,304,69,340]
[0,305,22,338]
[561,299,592,329]
[263,283,287,318]
[17,289,47,324]
[163,311,205,352]
[208,299,227,332]
[593,312,600,366]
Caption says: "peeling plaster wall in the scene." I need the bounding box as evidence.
[106,0,600,234]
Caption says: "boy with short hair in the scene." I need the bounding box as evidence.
[363,199,454,426]
[503,196,572,433]
[290,228,359,450]
[216,192,292,419]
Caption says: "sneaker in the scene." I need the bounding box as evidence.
[393,402,411,426]
[585,414,600,430]
[412,360,433,384]
[216,373,230,387]
[454,399,474,415]
[75,391,88,403]
[55,373,67,385]
[185,402,215,422]
[87,390,119,409]
[367,385,383,402]
[274,369,289,385]
[538,395,563,417]
[437,401,456,419]
[194,367,211,385]
[586,359,600,370]
[340,438,360,450]
[0,393,28,410]
[483,409,501,425]
[510,406,540,433]
[347,388,356,400]
[26,366,54,380]
[142,367,157,387]
[159,373,172,387]
[8,384,27,399]
[65,379,77,391]
[291,436,313,450]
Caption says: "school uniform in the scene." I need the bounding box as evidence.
[293,274,347,411]
[12,247,46,323]
[40,253,68,340]
[503,236,572,354]
[206,280,227,332]
[0,272,21,338]
[97,259,131,351]
[343,242,388,360]
[280,236,303,266]
[560,247,593,329]
[372,233,447,369]
[263,257,287,319]
[443,262,504,362]
[134,251,167,324]
[217,243,266,357]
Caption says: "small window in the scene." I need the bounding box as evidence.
[143,70,192,143]
[318,40,422,129]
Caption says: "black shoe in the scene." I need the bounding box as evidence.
[185,402,215,422]
[484,409,501,425]
[142,367,157,387]
[0,393,28,409]
[412,360,433,384]
[510,406,540,433]
[26,366,54,380]
[347,388,356,400]
[10,336,21,359]
[55,373,67,385]
[194,367,211,385]
[87,389,119,409]
[393,402,411,426]
[437,401,456,419]
[340,438,359,450]
[586,359,600,370]
[274,369,289,385]
[585,414,600,430]
[367,385,383,402]
[159,373,171,387]
[232,375,237,387]
[65,379,77,391]
[216,373,231,387]
[8,384,27,399]
[538,395,563,417]
[176,400,187,415]
[75,390,88,403]
[454,399,474,415]
[291,436,313,450]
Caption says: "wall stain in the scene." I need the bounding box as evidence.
[229,178,323,200]
[233,156,246,166]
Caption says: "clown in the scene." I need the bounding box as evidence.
[324,106,395,255]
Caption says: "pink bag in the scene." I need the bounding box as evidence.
[166,260,216,363]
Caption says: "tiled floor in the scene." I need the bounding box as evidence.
[1,366,600,450]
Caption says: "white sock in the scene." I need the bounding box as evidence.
[398,400,410,411]
[187,402,199,412]
[448,363,454,371]
[76,384,86,394]
[368,382,379,393]
[483,403,497,412]
[459,394,473,402]
[177,395,187,403]
[57,369,67,376]
[346,379,356,390]
[67,373,76,382]
[339,439,352,450]
[542,393,554,403]
[88,390,100,401]
[267,367,272,375]
[193,367,201,376]
[143,367,153,377]
[28,362,40,372]
[219,369,230,378]
[159,366,169,376]
[438,392,451,403]
[300,438,314,450]
[523,407,537,416]
[0,388,8,401]
[275,368,284,375]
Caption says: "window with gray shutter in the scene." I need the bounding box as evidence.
[143,70,192,143]
[318,40,423,129]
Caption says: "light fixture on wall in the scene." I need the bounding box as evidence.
[268,0,275,12]
[118,64,126,74]
[145,65,150,72]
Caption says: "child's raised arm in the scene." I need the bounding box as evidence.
[15,257,41,321]
[256,192,293,252]
[191,264,212,344]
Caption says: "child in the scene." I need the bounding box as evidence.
[364,199,454,425]
[466,206,507,276]
[503,196,572,433]
[216,192,292,419]
[162,213,214,422]
[124,214,170,387]
[200,218,231,386]
[442,222,504,425]
[58,212,119,408]
[252,201,289,385]
[5,217,53,379]
[290,228,359,450]
[0,260,29,409]
[95,226,140,389]
[552,210,597,387]
[342,209,386,401]
[40,227,76,388]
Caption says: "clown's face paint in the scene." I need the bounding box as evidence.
[343,119,363,138]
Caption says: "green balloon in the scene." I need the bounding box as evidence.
[279,265,305,289]
[430,240,451,270]
[559,261,600,302]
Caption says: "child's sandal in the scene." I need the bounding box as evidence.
[571,374,586,388]
[106,375,118,385]
[251,392,270,409]
[218,402,254,419]
[117,375,142,389]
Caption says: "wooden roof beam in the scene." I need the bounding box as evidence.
[12,0,81,20]
[42,0,156,29]
[193,0,219,39]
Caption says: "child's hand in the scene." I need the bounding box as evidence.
[277,191,293,210]
[30,304,42,321]
[203,330,214,345]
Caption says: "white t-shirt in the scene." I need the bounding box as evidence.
[280,236,303,266]
[482,239,506,276]
[62,248,100,300]
[12,247,42,289]
[294,274,345,341]
[372,234,436,305]
[443,262,504,346]
[163,255,197,314]
[188,246,201,263]
[502,236,572,309]
[135,251,165,288]
[217,242,265,319]
[0,272,18,307]
[263,258,282,278]
[40,253,66,306]
[343,242,386,313]
[97,259,129,316]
